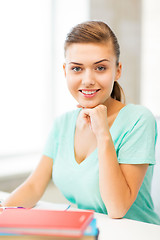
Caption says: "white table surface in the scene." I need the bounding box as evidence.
[95,212,160,240]
[0,191,160,240]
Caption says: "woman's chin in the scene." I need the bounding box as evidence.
[80,102,99,109]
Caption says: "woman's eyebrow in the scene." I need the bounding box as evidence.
[93,59,110,64]
[69,62,83,65]
[68,59,109,65]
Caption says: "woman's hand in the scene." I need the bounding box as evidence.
[78,104,110,140]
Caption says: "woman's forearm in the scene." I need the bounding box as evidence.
[2,180,42,208]
[2,156,53,208]
[97,135,132,218]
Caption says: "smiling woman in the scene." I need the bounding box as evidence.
[2,20,160,226]
[64,21,125,104]
[64,41,122,109]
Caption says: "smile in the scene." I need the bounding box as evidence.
[79,89,100,98]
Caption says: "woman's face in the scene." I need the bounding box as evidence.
[63,42,122,108]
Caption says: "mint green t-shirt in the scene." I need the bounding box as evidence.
[44,104,160,225]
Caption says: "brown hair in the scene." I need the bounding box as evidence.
[64,20,125,103]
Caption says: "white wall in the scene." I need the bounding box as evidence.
[0,0,52,156]
[141,0,160,116]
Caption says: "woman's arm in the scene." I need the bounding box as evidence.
[2,155,53,208]
[81,104,148,218]
[98,134,148,218]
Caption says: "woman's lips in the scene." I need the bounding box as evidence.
[79,89,100,98]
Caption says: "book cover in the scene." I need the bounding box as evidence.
[0,219,99,239]
[0,208,94,237]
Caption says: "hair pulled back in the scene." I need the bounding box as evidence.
[64,21,125,102]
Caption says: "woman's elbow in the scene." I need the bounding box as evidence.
[108,210,126,219]
[104,195,135,219]
[106,204,129,219]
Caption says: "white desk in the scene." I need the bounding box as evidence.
[0,191,160,240]
[95,212,160,240]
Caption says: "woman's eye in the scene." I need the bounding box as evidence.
[72,67,82,72]
[96,66,106,71]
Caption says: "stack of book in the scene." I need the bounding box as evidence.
[0,208,99,239]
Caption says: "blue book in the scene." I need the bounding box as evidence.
[84,218,99,237]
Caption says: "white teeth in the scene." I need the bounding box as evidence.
[81,90,97,95]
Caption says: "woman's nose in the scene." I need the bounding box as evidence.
[81,69,95,86]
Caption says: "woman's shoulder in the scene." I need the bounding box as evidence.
[121,104,155,121]
[111,103,155,132]
[117,104,157,134]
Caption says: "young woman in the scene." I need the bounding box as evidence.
[2,21,160,225]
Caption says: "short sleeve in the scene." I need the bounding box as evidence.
[118,109,157,164]
[43,119,59,160]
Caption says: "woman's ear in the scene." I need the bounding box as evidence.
[115,62,122,81]
[63,63,66,77]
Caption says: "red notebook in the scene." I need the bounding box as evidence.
[0,208,94,237]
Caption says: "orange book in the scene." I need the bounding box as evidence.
[0,208,94,237]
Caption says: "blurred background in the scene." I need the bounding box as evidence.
[0,0,160,203]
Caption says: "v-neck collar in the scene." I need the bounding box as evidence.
[71,104,131,167]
